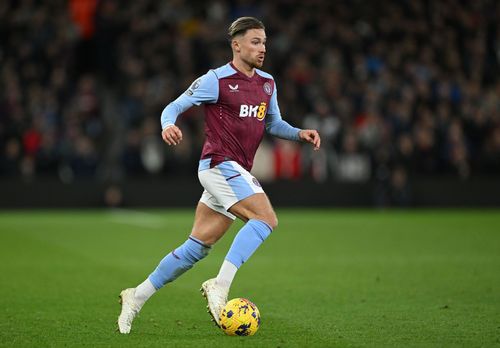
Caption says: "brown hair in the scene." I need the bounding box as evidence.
[228,17,265,38]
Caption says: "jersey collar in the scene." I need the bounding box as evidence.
[229,62,258,81]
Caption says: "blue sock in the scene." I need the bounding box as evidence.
[148,236,210,289]
[225,219,273,268]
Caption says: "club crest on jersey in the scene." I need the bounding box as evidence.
[229,84,239,92]
[239,102,267,121]
[263,82,272,95]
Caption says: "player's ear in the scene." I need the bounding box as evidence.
[232,38,241,53]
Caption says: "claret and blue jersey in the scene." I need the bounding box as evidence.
[161,62,301,171]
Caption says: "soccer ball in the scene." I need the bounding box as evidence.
[219,298,261,336]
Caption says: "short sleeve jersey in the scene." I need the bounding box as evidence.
[183,63,279,171]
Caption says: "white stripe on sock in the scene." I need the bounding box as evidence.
[135,278,157,305]
[216,260,238,289]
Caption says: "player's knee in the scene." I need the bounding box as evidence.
[261,213,278,230]
[191,233,217,246]
[270,216,278,229]
[201,236,217,246]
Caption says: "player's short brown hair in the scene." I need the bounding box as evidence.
[228,17,265,38]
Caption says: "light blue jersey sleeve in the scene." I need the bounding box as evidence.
[160,71,219,129]
[265,84,301,141]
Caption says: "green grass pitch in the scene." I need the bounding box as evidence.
[0,209,499,347]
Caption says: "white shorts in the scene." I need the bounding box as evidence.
[198,159,265,220]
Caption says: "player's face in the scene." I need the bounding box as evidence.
[236,29,266,69]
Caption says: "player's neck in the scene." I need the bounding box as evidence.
[231,59,255,78]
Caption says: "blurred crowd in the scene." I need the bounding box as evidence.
[1,0,499,202]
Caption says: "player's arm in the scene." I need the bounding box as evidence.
[265,84,321,150]
[161,71,219,145]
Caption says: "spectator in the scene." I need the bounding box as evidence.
[0,0,499,183]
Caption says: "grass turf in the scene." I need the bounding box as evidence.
[0,209,499,347]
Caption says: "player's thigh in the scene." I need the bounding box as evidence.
[198,160,261,213]
[191,202,233,245]
[199,160,277,228]
[228,192,278,229]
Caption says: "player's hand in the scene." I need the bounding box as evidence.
[299,129,321,151]
[162,125,183,146]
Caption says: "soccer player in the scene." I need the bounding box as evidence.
[117,16,321,334]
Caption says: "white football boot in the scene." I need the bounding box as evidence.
[117,288,142,334]
[200,278,228,327]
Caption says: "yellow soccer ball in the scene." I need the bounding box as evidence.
[219,298,261,336]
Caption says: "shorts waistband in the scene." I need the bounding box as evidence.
[198,156,235,171]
